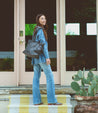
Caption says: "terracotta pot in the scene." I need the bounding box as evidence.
[74,95,98,113]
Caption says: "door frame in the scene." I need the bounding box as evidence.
[18,0,60,85]
[18,0,98,86]
[15,0,20,86]
[0,0,19,86]
[59,0,98,85]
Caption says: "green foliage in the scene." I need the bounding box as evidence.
[96,75,98,82]
[66,31,77,35]
[54,24,57,35]
[53,24,77,36]
[80,89,88,96]
[71,82,80,91]
[25,24,77,36]
[77,70,83,78]
[71,67,98,96]
[72,74,81,81]
[25,24,36,36]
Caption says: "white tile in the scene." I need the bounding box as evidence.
[48,106,58,113]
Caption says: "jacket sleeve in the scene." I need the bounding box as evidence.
[37,29,49,59]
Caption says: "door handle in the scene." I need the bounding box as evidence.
[19,40,24,44]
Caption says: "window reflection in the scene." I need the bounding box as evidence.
[54,23,80,35]
[66,0,97,71]
[25,0,57,71]
[0,0,14,71]
[87,23,97,35]
[66,23,80,35]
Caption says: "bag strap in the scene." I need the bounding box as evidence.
[32,26,43,41]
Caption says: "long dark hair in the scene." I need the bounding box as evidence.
[34,14,48,40]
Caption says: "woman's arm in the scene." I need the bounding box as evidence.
[37,29,49,59]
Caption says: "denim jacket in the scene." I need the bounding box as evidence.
[31,26,49,65]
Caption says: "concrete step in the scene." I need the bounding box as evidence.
[0,85,75,95]
[8,94,72,113]
[8,104,72,113]
[8,94,71,105]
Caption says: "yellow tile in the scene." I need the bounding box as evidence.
[57,96,66,104]
[19,95,30,113]
[58,105,68,113]
[39,105,48,113]
[8,108,10,113]
[20,95,30,105]
[41,95,47,104]
[19,107,29,113]
[9,96,11,104]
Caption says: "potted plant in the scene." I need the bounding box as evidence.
[71,68,98,113]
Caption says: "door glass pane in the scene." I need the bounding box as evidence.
[66,0,97,71]
[87,23,97,35]
[0,0,14,71]
[25,0,57,71]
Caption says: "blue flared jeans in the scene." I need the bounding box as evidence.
[32,63,57,104]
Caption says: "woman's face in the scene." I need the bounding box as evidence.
[39,15,46,26]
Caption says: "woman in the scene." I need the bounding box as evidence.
[32,14,62,105]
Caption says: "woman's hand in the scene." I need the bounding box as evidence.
[46,59,51,65]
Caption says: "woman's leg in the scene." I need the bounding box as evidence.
[32,64,42,104]
[39,63,57,104]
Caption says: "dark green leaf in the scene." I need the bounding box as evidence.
[71,82,80,91]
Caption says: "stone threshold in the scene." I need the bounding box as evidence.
[0,85,75,95]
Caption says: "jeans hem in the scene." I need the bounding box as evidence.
[33,99,42,104]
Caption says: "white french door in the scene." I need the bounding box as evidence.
[0,0,97,86]
[60,0,98,85]
[19,0,60,85]
[19,0,98,85]
[0,0,19,86]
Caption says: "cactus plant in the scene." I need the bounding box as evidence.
[71,68,98,96]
